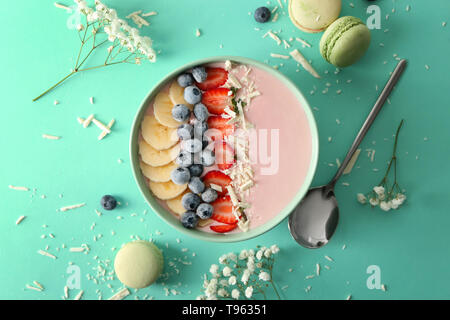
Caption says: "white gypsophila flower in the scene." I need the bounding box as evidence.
[264,248,272,258]
[196,295,206,300]
[259,271,271,281]
[241,269,250,284]
[369,197,380,206]
[227,253,238,262]
[220,279,228,287]
[380,201,391,212]
[256,262,263,268]
[390,199,400,210]
[239,250,248,260]
[205,278,218,298]
[270,244,280,254]
[218,254,227,264]
[397,193,407,203]
[248,249,255,257]
[228,276,237,285]
[206,294,218,300]
[255,250,263,261]
[245,286,253,299]
[209,264,219,276]
[247,260,255,273]
[373,186,385,196]
[231,289,240,300]
[218,288,229,298]
[223,266,232,277]
[357,193,367,204]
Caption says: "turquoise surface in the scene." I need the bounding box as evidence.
[0,0,448,300]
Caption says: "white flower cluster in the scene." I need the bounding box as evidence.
[357,185,407,212]
[197,245,280,300]
[74,0,156,62]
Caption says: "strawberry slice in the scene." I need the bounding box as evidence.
[211,196,239,225]
[203,170,232,196]
[202,88,232,115]
[207,116,235,141]
[215,141,235,170]
[210,223,238,233]
[196,68,228,91]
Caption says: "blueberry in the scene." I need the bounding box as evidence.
[177,124,193,140]
[101,195,117,210]
[193,103,209,122]
[192,66,207,83]
[171,167,190,185]
[188,177,205,194]
[182,193,202,211]
[176,150,194,167]
[196,203,214,220]
[182,139,203,154]
[254,7,271,23]
[201,188,218,203]
[177,73,194,88]
[193,120,208,139]
[189,164,204,177]
[201,149,215,167]
[181,211,199,229]
[172,104,191,122]
[184,86,202,105]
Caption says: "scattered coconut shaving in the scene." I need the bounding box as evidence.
[59,203,86,212]
[98,119,115,140]
[108,288,131,300]
[9,185,29,191]
[296,37,312,48]
[54,2,70,11]
[16,216,26,225]
[265,31,282,46]
[83,114,94,128]
[270,53,290,60]
[74,290,84,300]
[42,134,61,140]
[92,118,111,133]
[38,250,57,259]
[290,49,320,79]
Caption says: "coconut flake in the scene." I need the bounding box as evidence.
[290,49,321,79]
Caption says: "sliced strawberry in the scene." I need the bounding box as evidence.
[215,141,235,170]
[211,196,239,225]
[203,170,232,196]
[196,68,228,91]
[210,223,238,233]
[207,116,235,141]
[202,88,232,115]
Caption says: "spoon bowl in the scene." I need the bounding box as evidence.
[288,186,339,249]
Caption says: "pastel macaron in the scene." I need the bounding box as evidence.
[319,16,371,68]
[288,0,342,33]
[114,240,164,289]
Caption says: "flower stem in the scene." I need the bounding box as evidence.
[32,72,75,102]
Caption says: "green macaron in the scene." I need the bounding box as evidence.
[320,16,371,68]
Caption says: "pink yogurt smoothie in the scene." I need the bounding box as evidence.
[231,64,313,229]
[141,61,313,233]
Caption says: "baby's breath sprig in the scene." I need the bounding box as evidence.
[197,245,281,300]
[33,0,156,102]
[357,120,407,211]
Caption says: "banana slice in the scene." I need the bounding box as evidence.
[141,115,178,151]
[149,180,187,200]
[154,91,186,128]
[169,81,193,109]
[166,191,189,216]
[139,140,180,167]
[199,219,214,227]
[140,161,177,183]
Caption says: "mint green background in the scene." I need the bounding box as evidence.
[0,0,448,300]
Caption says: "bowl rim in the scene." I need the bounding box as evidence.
[130,56,319,243]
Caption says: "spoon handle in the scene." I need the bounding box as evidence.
[329,59,407,187]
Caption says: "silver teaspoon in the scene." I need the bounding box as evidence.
[288,59,407,249]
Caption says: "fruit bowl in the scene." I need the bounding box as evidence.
[130,56,319,242]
